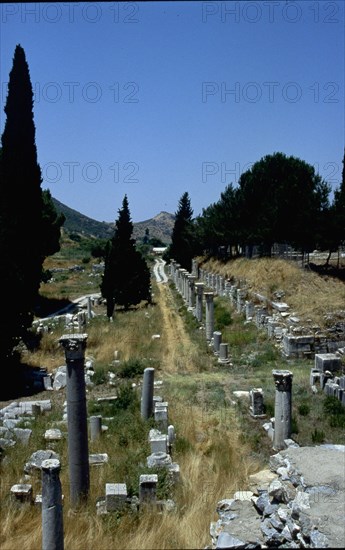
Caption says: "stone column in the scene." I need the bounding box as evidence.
[195,283,204,322]
[173,263,180,286]
[205,292,214,341]
[41,458,64,550]
[218,343,230,364]
[90,415,102,441]
[59,334,89,508]
[141,367,155,420]
[87,297,92,320]
[168,425,175,455]
[213,331,222,355]
[272,370,293,451]
[188,275,196,309]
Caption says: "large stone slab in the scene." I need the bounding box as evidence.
[279,445,345,548]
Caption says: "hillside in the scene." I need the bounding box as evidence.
[52,197,174,243]
[132,211,175,244]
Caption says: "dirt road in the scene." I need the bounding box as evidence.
[155,281,199,374]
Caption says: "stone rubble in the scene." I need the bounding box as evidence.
[210,444,345,549]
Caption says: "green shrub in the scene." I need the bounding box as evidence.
[291,416,299,434]
[117,358,146,378]
[323,396,345,428]
[115,382,139,410]
[92,365,108,385]
[311,428,325,443]
[298,402,310,416]
[264,399,274,418]
[324,396,344,416]
[214,302,232,330]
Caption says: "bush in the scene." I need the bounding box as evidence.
[92,365,108,386]
[214,302,232,330]
[324,396,345,428]
[298,402,310,416]
[115,382,139,411]
[291,416,299,434]
[311,428,325,443]
[117,358,146,378]
[324,396,344,416]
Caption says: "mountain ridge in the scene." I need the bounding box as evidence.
[52,197,174,244]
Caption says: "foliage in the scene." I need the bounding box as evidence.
[298,402,310,416]
[324,395,345,428]
[194,152,333,258]
[116,358,146,378]
[332,148,345,248]
[90,238,108,259]
[214,300,233,329]
[92,365,108,385]
[0,45,63,369]
[101,195,151,317]
[311,428,325,443]
[164,192,197,270]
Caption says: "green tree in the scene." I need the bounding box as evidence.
[41,189,65,260]
[164,192,196,270]
[90,238,108,260]
[0,44,64,367]
[143,227,150,244]
[100,195,151,318]
[333,148,345,248]
[237,152,330,256]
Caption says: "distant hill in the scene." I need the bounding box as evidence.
[132,211,175,244]
[52,197,174,244]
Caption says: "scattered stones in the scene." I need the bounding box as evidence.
[209,445,345,549]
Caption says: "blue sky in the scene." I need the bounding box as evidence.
[1,1,344,222]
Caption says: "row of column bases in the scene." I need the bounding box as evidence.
[41,280,294,549]
[169,260,294,447]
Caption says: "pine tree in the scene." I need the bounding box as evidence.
[164,192,195,270]
[101,195,151,318]
[0,44,63,366]
[333,148,345,247]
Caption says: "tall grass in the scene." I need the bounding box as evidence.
[200,257,345,327]
[2,255,344,549]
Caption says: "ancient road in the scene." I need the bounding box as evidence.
[153,258,168,283]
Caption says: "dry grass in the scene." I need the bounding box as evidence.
[200,257,345,327]
[2,253,344,549]
[1,273,264,550]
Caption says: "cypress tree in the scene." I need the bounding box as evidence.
[164,192,195,271]
[101,195,151,318]
[0,44,63,366]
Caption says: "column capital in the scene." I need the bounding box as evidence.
[59,334,88,360]
[272,369,293,391]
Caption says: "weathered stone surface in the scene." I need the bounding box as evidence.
[248,469,278,495]
[24,449,59,473]
[315,353,342,373]
[215,531,247,549]
[219,500,265,547]
[89,453,108,466]
[212,445,345,549]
